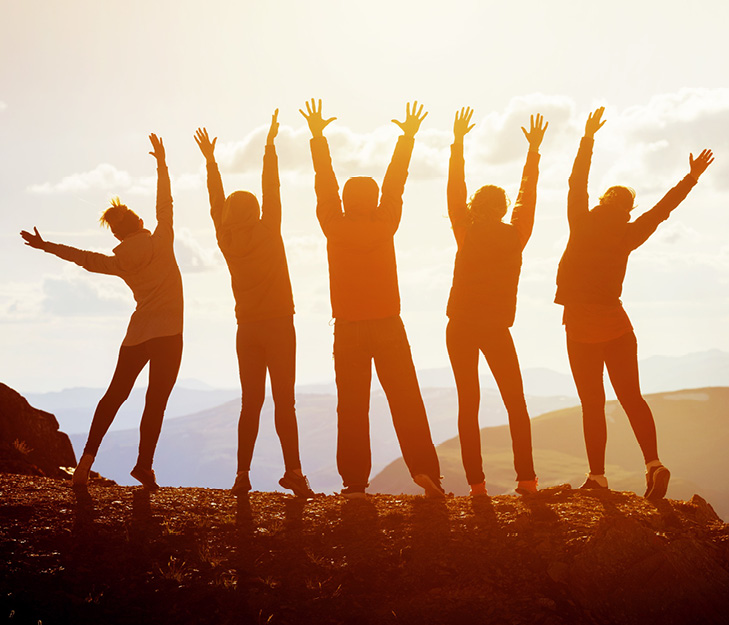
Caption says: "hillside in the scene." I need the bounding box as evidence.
[371,387,729,521]
[2,473,728,625]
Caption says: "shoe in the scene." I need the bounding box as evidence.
[469,481,489,497]
[279,470,316,498]
[413,474,446,499]
[516,478,539,496]
[644,464,670,499]
[231,472,251,497]
[341,487,367,500]
[72,454,94,487]
[579,476,609,490]
[130,466,160,492]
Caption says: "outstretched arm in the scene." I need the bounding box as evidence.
[195,127,226,233]
[301,99,343,233]
[512,113,547,248]
[20,227,121,275]
[568,107,605,229]
[448,107,474,245]
[627,149,714,249]
[149,133,173,237]
[379,101,427,228]
[261,109,282,230]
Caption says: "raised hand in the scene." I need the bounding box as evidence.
[300,99,337,138]
[266,109,280,146]
[20,226,46,250]
[521,113,549,151]
[392,101,428,138]
[584,107,606,138]
[149,133,166,162]
[194,127,217,162]
[689,149,715,180]
[453,107,475,142]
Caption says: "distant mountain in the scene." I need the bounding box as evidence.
[370,387,729,521]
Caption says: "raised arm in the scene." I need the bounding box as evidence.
[20,227,121,275]
[300,99,342,233]
[511,113,547,248]
[194,127,226,235]
[627,148,714,250]
[448,107,475,245]
[568,107,605,229]
[149,133,173,238]
[261,109,282,230]
[379,101,427,228]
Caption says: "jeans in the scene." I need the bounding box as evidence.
[83,333,183,469]
[236,316,301,474]
[446,318,535,484]
[566,330,658,475]
[333,315,440,489]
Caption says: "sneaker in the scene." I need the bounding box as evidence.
[231,472,251,497]
[644,464,670,500]
[579,476,609,490]
[72,453,94,487]
[469,481,489,497]
[341,487,367,500]
[130,466,160,492]
[279,470,316,498]
[413,474,446,499]
[516,478,539,496]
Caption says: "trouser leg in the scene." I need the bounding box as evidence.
[446,319,485,486]
[374,317,440,482]
[604,331,658,464]
[136,334,183,469]
[334,321,373,489]
[236,324,267,474]
[266,317,301,472]
[567,336,608,475]
[481,327,535,482]
[83,342,149,458]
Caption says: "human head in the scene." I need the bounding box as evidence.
[598,185,636,214]
[223,191,260,227]
[342,177,380,217]
[468,185,510,222]
[100,197,143,240]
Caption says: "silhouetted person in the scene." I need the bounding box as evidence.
[301,99,444,498]
[20,134,184,491]
[556,107,714,498]
[194,112,315,499]
[446,107,547,497]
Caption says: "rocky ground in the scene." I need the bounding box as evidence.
[1,473,728,625]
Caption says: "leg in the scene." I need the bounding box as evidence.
[480,327,535,482]
[566,336,608,476]
[236,323,268,474]
[334,321,373,490]
[604,332,658,464]
[373,317,441,483]
[83,342,149,458]
[446,319,485,486]
[136,334,183,469]
[266,317,302,472]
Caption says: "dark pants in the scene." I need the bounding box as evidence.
[566,331,658,475]
[446,318,535,484]
[83,333,183,469]
[333,315,440,489]
[236,316,301,474]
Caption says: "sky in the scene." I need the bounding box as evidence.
[1,0,728,393]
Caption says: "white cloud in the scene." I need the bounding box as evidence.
[41,273,132,317]
[174,228,220,273]
[0,101,7,112]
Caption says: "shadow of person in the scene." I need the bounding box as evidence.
[470,495,499,532]
[72,484,95,533]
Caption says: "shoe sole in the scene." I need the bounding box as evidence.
[279,478,315,499]
[645,467,671,500]
[130,470,160,492]
[515,487,538,496]
[413,474,446,499]
[341,492,367,500]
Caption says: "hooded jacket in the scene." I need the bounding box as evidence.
[206,145,294,323]
[446,142,540,326]
[555,137,698,307]
[42,163,183,346]
[310,135,413,321]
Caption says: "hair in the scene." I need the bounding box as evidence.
[598,185,636,213]
[468,185,510,222]
[99,197,142,237]
[342,177,380,215]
